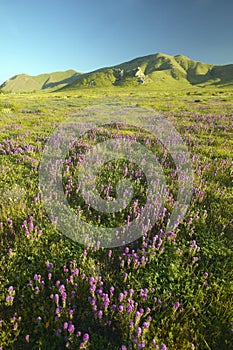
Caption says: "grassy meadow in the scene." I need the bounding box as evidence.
[0,85,233,349]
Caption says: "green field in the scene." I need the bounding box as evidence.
[0,85,233,349]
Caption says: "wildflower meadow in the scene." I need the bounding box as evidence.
[0,87,232,349]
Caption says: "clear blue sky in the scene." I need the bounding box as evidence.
[0,0,232,84]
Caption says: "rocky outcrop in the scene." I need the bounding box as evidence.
[114,66,145,85]
[114,68,124,82]
[134,67,145,84]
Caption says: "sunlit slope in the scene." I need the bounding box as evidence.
[67,53,233,89]
[0,70,80,92]
[1,53,233,92]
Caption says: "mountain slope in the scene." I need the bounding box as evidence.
[1,53,233,92]
[66,53,233,89]
[0,70,80,92]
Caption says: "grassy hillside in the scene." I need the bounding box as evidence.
[1,53,233,92]
[64,53,233,89]
[0,70,80,92]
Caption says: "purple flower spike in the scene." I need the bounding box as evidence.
[118,292,124,302]
[173,301,180,309]
[7,218,12,225]
[118,305,124,312]
[54,294,59,305]
[83,333,89,343]
[68,323,75,334]
[25,334,30,342]
[97,310,103,318]
[136,327,142,337]
[142,321,150,328]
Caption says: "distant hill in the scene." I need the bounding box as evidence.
[1,53,233,92]
[0,70,80,92]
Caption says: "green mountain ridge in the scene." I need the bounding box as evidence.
[1,53,233,92]
[0,70,80,92]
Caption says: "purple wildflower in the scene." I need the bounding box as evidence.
[83,333,89,343]
[25,334,30,342]
[173,301,180,309]
[97,310,103,318]
[68,323,75,334]
[118,305,124,312]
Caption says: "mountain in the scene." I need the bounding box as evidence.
[0,70,80,92]
[68,53,233,89]
[1,53,233,92]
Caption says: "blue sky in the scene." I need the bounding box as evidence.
[0,0,232,84]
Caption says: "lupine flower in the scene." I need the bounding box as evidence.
[127,305,134,313]
[54,294,59,305]
[173,301,180,309]
[25,334,30,342]
[45,261,53,269]
[8,286,15,294]
[136,327,142,337]
[59,284,65,293]
[7,218,12,225]
[83,333,89,343]
[110,286,114,296]
[118,305,124,312]
[97,310,103,318]
[142,321,150,328]
[69,309,74,317]
[68,323,75,334]
[119,292,124,302]
[129,321,134,328]
[5,295,14,304]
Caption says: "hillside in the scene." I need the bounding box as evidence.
[69,53,233,89]
[1,53,233,92]
[0,70,80,92]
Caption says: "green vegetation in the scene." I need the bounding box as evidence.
[1,53,233,93]
[0,84,233,349]
[0,70,80,93]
